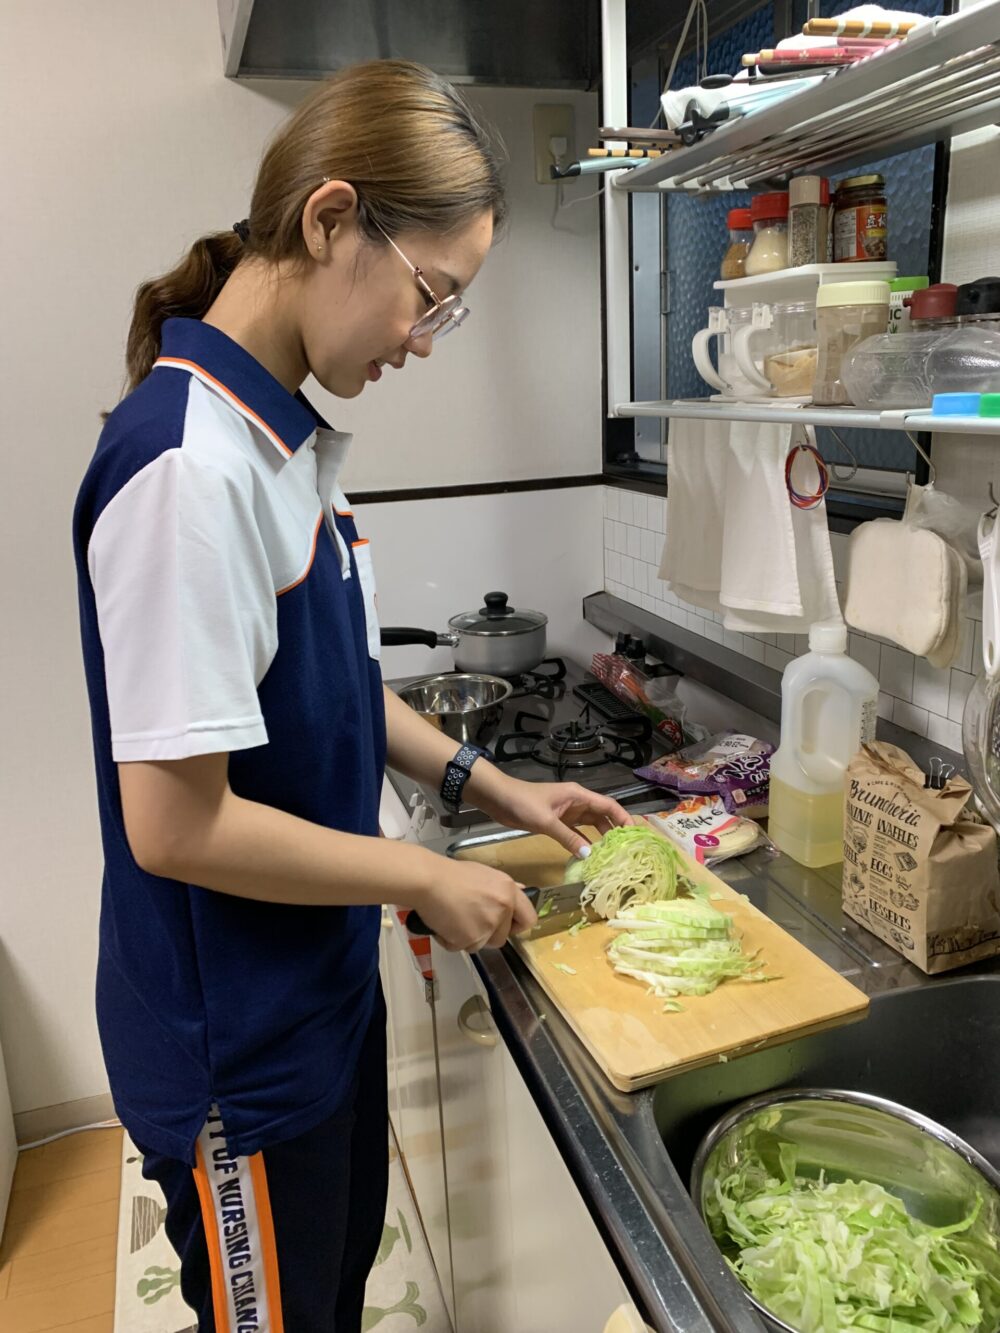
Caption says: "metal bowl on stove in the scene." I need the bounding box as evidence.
[397,673,513,747]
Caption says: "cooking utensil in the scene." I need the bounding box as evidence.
[455,830,869,1091]
[404,879,587,939]
[691,1088,1000,1333]
[396,673,512,747]
[381,591,548,678]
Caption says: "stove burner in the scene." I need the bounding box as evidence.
[505,657,567,701]
[493,705,651,778]
[546,720,603,755]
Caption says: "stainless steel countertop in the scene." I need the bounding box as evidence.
[423,811,1000,1332]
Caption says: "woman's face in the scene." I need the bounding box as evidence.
[299,186,494,400]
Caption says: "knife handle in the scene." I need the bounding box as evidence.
[404,886,541,938]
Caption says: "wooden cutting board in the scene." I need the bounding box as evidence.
[456,824,869,1091]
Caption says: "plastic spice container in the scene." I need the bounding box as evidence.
[720,208,753,280]
[788,176,828,268]
[888,276,929,334]
[925,325,1000,397]
[744,192,789,276]
[840,329,943,408]
[906,283,959,329]
[812,281,890,405]
[833,173,888,262]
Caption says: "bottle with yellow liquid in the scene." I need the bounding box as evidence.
[768,622,879,868]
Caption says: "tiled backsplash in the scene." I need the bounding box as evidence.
[603,485,979,754]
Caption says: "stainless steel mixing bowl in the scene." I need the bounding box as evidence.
[692,1088,1000,1333]
[396,673,513,748]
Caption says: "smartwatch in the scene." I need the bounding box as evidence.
[440,743,495,812]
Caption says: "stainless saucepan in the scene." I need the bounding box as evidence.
[381,591,548,678]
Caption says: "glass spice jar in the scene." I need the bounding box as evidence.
[721,207,753,280]
[744,192,790,277]
[833,173,888,262]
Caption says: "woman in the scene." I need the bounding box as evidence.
[73,59,630,1332]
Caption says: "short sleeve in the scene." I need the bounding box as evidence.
[87,448,278,762]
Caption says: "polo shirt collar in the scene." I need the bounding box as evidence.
[157,318,320,457]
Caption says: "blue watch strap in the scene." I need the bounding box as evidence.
[441,743,495,812]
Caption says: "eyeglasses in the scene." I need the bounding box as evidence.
[373,222,469,341]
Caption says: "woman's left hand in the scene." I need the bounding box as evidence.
[471,771,635,861]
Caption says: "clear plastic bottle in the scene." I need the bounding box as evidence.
[768,623,879,868]
[924,326,1000,397]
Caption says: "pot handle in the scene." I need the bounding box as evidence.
[379,627,459,649]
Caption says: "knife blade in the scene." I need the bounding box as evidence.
[404,878,589,939]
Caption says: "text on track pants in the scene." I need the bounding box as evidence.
[135,989,389,1333]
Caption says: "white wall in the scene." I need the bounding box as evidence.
[0,1,602,1119]
[363,487,608,682]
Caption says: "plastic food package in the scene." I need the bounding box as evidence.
[634,733,774,816]
[590,653,688,750]
[647,797,772,866]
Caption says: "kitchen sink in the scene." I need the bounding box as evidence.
[652,974,1000,1189]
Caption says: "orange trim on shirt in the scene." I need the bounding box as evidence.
[192,1143,231,1333]
[351,538,369,547]
[248,1153,286,1333]
[154,356,293,458]
[277,512,324,596]
[335,508,354,518]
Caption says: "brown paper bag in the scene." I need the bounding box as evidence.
[842,742,1000,973]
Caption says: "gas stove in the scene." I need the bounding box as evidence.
[386,656,669,831]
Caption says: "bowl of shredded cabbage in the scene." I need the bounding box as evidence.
[692,1089,1000,1333]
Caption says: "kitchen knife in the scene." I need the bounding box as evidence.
[404,878,589,939]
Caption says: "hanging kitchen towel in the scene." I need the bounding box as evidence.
[720,421,842,634]
[660,416,729,616]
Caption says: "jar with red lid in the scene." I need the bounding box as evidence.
[744,192,789,276]
[721,207,754,280]
[833,173,887,262]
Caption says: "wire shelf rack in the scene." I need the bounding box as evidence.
[616,0,1000,193]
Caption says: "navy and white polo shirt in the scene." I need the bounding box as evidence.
[73,317,387,1165]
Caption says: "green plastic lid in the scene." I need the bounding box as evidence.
[980,393,1000,418]
[889,277,930,293]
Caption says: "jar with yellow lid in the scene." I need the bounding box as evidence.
[833,174,887,263]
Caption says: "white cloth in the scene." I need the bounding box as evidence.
[660,417,842,635]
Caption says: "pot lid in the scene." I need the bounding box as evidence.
[448,591,548,636]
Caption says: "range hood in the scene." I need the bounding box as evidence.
[217,0,600,87]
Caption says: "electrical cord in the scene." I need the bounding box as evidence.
[20,1117,122,1152]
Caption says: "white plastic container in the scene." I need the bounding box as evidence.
[768,623,879,868]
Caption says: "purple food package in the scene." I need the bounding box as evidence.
[634,732,774,816]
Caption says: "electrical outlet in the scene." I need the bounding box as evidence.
[533,104,575,184]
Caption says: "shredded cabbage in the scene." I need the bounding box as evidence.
[605,900,769,997]
[567,826,694,918]
[706,1139,1000,1332]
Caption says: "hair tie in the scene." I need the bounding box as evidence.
[232,219,251,244]
[785,441,830,510]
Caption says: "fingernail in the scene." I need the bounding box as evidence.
[576,844,591,859]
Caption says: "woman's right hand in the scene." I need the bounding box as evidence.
[408,856,537,953]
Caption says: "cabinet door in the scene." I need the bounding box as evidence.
[433,947,516,1333]
[382,915,453,1322]
[502,1045,634,1331]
